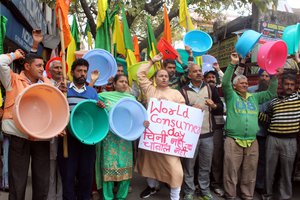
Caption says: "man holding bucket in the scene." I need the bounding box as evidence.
[136,53,186,200]
[0,50,53,200]
[222,52,279,200]
[57,58,105,200]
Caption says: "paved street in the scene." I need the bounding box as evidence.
[1,172,300,200]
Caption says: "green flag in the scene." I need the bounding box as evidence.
[122,6,134,51]
[71,15,80,50]
[95,0,111,51]
[0,16,8,54]
[67,16,80,81]
[146,16,161,70]
[122,6,136,86]
[146,16,158,59]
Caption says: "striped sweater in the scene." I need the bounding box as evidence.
[260,90,300,138]
[67,84,99,112]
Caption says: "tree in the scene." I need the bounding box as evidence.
[41,0,278,50]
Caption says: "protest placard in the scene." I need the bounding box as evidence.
[138,98,204,158]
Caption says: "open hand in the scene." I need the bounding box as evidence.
[90,70,100,82]
[212,62,220,71]
[152,53,163,62]
[32,29,43,44]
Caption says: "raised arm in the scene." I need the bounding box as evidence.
[0,50,25,91]
[31,30,43,53]
[213,62,224,83]
[222,52,239,98]
[137,53,163,94]
[254,71,279,104]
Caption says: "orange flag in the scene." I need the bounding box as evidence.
[133,36,140,62]
[55,0,71,48]
[163,4,172,44]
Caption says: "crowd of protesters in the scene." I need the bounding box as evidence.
[0,30,300,200]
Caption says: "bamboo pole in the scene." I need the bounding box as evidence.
[58,8,68,158]
[109,25,114,55]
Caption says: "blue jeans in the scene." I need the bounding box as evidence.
[183,136,214,196]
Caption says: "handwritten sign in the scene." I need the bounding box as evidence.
[138,98,204,158]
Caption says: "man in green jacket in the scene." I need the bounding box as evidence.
[222,52,279,200]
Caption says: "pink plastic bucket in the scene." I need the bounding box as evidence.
[13,84,70,139]
[257,40,287,75]
[157,38,178,60]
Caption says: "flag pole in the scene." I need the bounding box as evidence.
[109,25,114,55]
[58,7,69,158]
[186,16,189,32]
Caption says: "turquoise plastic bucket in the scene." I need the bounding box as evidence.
[69,100,109,145]
[235,30,262,58]
[282,23,300,55]
[175,49,195,73]
[183,30,213,56]
[109,98,148,141]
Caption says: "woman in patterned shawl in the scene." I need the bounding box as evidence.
[96,74,148,200]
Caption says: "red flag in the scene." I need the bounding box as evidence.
[55,0,71,48]
[163,4,172,44]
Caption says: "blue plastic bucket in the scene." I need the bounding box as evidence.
[109,98,148,141]
[235,30,262,58]
[202,55,217,74]
[183,30,213,57]
[282,23,300,55]
[68,100,109,145]
[83,49,117,86]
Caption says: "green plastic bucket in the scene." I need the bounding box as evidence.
[128,61,156,81]
[68,100,109,145]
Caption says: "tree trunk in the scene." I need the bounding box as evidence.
[251,3,260,31]
[80,0,97,39]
